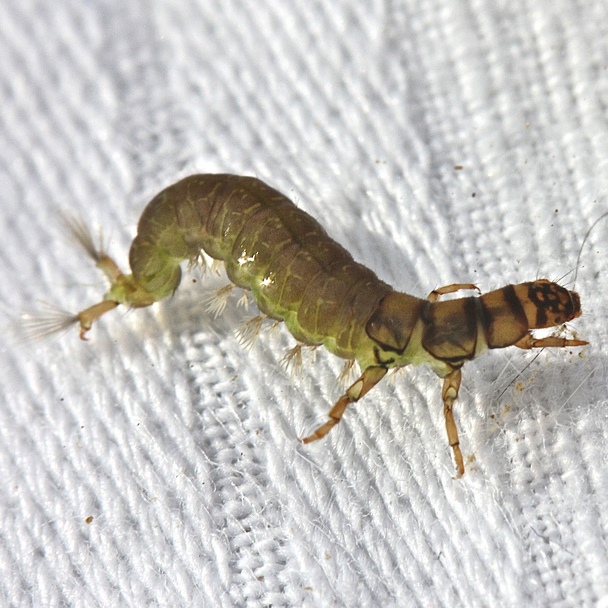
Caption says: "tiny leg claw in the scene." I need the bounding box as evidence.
[77,300,119,340]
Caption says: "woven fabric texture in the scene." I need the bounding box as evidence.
[1,1,607,606]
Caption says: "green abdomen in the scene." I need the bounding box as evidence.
[129,174,392,359]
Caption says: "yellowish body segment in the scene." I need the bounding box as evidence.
[67,174,588,476]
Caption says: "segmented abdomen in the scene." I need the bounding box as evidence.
[129,174,393,358]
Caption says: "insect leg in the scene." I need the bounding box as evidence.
[441,368,465,477]
[427,283,480,302]
[300,366,388,443]
[95,255,125,283]
[513,333,588,349]
[77,300,119,340]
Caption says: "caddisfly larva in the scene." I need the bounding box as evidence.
[54,174,588,476]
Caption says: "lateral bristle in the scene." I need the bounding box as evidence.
[20,304,79,342]
[235,315,266,350]
[337,359,358,385]
[210,259,224,275]
[61,212,107,263]
[236,291,250,309]
[281,344,304,377]
[203,285,234,318]
[187,252,208,273]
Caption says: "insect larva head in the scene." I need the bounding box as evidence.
[517,280,582,329]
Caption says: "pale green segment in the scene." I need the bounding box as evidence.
[106,174,397,364]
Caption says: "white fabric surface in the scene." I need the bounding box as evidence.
[1,1,607,606]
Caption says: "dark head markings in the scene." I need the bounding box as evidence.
[528,282,575,326]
